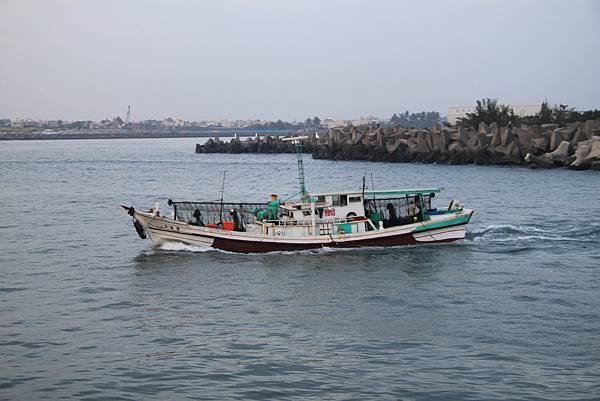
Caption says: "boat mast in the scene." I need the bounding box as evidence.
[361,175,366,199]
[282,136,309,202]
[295,140,308,202]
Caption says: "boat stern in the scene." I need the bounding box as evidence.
[411,208,474,243]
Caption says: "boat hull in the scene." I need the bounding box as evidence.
[131,210,473,253]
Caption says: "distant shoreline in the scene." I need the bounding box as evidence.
[0,129,298,141]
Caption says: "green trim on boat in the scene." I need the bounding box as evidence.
[365,188,442,197]
[412,212,472,232]
[338,223,353,234]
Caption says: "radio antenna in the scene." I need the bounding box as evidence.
[282,136,309,202]
[370,171,375,194]
[219,170,226,222]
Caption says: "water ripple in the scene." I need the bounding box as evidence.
[1,139,599,400]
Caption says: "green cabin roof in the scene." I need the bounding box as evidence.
[364,188,442,197]
[309,188,442,198]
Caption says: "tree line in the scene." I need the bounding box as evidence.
[245,116,323,131]
[390,111,442,129]
[458,98,600,128]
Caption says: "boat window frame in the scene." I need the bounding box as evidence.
[332,194,348,206]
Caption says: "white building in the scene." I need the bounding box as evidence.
[322,118,348,129]
[351,115,385,127]
[447,104,541,125]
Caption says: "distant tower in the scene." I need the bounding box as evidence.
[125,105,131,125]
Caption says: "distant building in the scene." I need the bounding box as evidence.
[351,115,385,127]
[322,118,348,129]
[22,119,41,128]
[447,104,541,125]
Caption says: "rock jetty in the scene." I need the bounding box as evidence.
[195,119,600,170]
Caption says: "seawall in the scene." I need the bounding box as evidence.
[195,119,600,171]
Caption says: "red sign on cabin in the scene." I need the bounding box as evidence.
[324,208,336,217]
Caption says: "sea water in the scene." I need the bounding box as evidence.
[1,138,599,400]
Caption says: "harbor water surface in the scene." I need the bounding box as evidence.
[1,138,599,400]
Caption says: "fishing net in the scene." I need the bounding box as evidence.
[170,201,267,226]
[364,195,433,226]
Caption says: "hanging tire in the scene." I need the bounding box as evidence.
[133,219,147,239]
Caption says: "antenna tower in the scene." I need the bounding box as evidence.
[125,105,131,125]
[282,136,309,202]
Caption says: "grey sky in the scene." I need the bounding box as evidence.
[1,0,599,121]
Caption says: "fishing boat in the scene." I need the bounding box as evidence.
[122,137,473,253]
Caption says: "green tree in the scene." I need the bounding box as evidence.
[389,111,441,129]
[569,109,600,123]
[553,104,575,126]
[459,98,515,127]
[538,100,553,124]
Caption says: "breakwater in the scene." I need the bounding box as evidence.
[196,119,600,170]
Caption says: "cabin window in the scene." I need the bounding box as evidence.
[302,210,311,216]
[423,195,432,211]
[349,196,362,203]
[332,194,348,206]
[316,195,326,203]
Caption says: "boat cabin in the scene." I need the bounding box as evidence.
[279,188,443,226]
[277,191,365,222]
[310,191,365,220]
[361,188,441,228]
